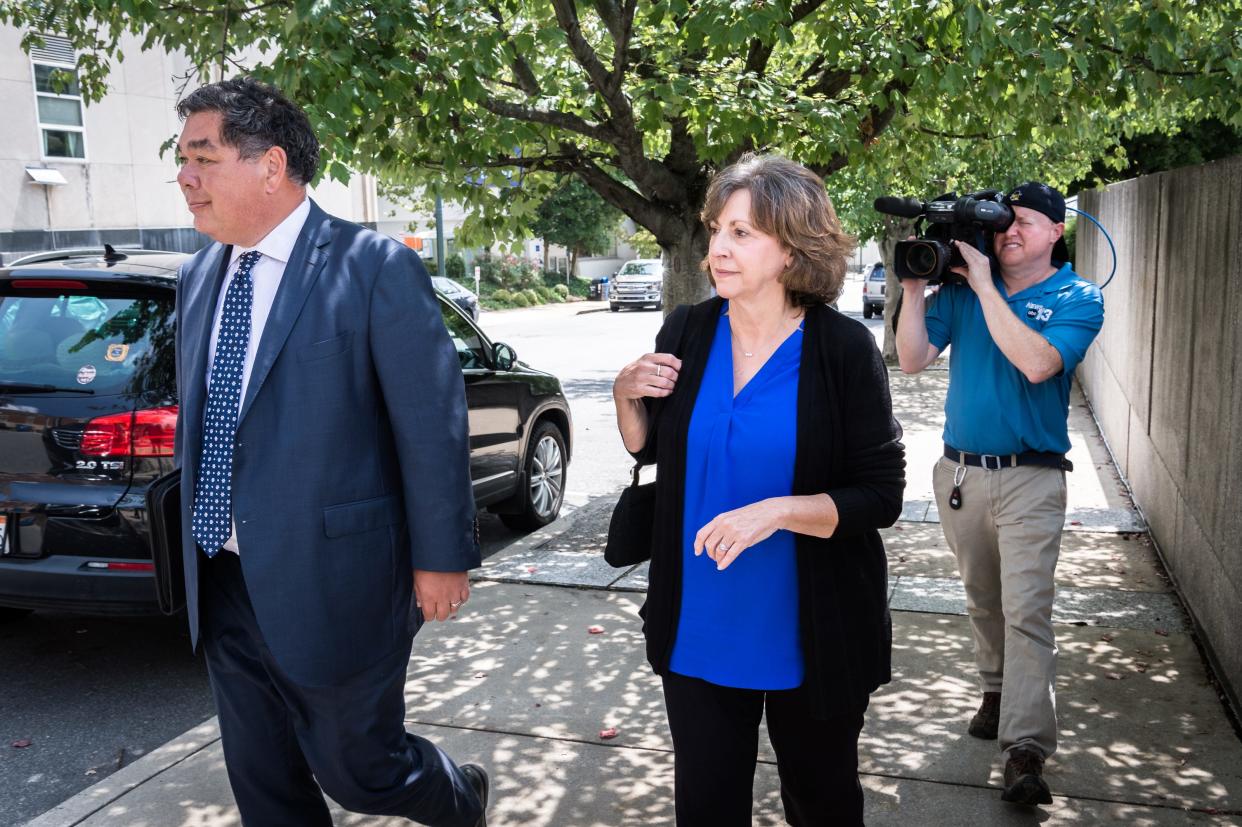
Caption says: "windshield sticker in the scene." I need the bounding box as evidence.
[105,343,130,362]
[76,365,97,385]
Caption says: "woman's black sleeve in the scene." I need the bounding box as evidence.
[627,305,690,466]
[825,327,907,536]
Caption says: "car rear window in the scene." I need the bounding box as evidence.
[869,267,886,280]
[0,286,175,395]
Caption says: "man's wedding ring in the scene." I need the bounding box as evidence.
[656,365,662,378]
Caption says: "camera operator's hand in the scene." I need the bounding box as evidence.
[951,240,997,296]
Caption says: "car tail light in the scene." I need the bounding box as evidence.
[80,406,178,457]
[83,561,155,571]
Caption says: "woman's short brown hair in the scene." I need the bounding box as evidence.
[700,153,855,306]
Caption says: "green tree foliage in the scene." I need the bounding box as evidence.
[1068,118,1242,191]
[530,177,621,275]
[7,0,1237,307]
[627,228,662,258]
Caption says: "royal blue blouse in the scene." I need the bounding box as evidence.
[668,305,803,689]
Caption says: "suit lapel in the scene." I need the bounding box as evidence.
[237,202,334,425]
[182,243,232,471]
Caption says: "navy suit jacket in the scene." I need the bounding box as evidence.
[174,200,479,686]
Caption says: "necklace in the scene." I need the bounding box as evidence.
[731,310,803,358]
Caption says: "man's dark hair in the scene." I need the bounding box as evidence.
[177,77,320,186]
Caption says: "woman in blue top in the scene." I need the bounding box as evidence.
[613,155,905,826]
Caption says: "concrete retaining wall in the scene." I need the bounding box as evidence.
[1077,155,1242,716]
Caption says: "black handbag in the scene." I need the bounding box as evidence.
[604,463,658,567]
[145,469,187,615]
[602,305,690,568]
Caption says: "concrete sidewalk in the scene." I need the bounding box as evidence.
[24,370,1242,826]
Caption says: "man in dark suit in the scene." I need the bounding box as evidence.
[172,77,488,826]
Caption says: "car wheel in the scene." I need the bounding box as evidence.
[654,300,664,311]
[499,421,567,532]
[0,607,33,624]
[863,303,874,319]
[610,303,620,312]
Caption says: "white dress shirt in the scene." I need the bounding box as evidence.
[205,197,311,553]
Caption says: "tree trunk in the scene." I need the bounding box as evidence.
[569,248,579,278]
[661,218,711,316]
[879,217,916,364]
[542,239,549,272]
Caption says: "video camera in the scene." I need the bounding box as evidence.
[874,190,1014,284]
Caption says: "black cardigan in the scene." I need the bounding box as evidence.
[633,297,906,718]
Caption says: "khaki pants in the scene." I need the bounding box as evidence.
[932,456,1066,759]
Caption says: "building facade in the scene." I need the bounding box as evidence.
[0,24,378,265]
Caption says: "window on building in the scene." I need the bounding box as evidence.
[30,34,85,160]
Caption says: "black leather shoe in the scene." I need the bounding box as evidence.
[1001,747,1052,805]
[460,763,490,827]
[968,691,1001,740]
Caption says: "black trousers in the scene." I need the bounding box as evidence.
[662,671,866,827]
[200,550,482,827]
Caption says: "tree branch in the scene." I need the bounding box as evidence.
[917,126,1016,140]
[807,79,910,178]
[743,0,828,79]
[476,95,609,141]
[608,0,638,93]
[567,149,682,237]
[592,0,623,41]
[550,0,621,100]
[1052,24,1224,77]
[487,4,541,96]
[664,115,698,176]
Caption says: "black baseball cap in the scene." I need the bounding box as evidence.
[1004,182,1070,263]
[1006,182,1066,224]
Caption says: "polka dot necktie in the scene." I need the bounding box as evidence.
[191,250,260,557]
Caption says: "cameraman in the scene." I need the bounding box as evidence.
[895,183,1103,806]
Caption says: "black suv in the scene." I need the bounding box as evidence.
[0,248,570,618]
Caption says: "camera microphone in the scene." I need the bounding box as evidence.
[873,196,925,218]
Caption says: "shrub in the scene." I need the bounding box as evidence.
[492,289,513,303]
[553,283,569,298]
[510,292,532,308]
[477,252,541,291]
[521,288,540,305]
[445,254,466,280]
[535,286,558,303]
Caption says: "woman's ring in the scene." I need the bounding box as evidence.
[718,543,730,551]
[450,601,462,608]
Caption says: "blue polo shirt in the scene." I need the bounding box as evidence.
[925,263,1103,455]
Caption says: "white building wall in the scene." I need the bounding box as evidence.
[1,23,378,261]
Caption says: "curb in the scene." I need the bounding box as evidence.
[22,719,222,827]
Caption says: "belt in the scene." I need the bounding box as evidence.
[944,445,1073,472]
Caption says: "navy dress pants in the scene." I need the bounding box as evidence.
[200,549,482,827]
[662,671,866,826]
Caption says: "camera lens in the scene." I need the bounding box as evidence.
[904,242,940,278]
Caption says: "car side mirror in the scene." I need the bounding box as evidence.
[492,342,517,371]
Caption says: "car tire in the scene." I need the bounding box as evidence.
[610,303,620,312]
[863,303,874,319]
[499,421,567,532]
[0,607,33,624]
[654,300,664,311]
